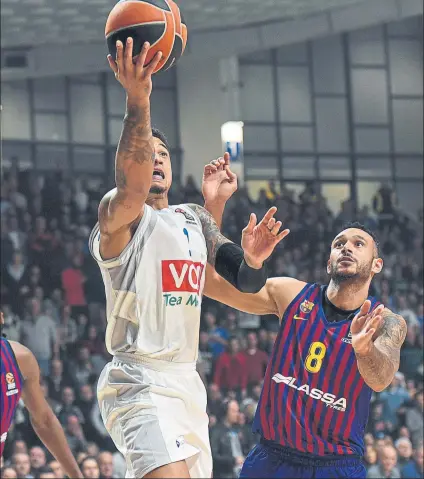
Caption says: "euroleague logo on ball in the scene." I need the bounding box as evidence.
[105,0,187,74]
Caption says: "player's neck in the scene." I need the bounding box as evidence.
[146,193,169,210]
[326,280,370,311]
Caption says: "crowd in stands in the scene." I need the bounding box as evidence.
[0,168,423,479]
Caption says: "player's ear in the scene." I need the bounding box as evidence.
[372,257,383,275]
[326,259,331,275]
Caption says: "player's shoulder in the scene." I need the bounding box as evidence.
[8,341,38,380]
[266,277,308,318]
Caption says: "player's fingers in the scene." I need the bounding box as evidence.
[223,151,231,164]
[276,228,290,242]
[145,50,162,76]
[136,41,150,71]
[271,221,282,236]
[352,311,368,330]
[365,314,382,333]
[260,207,278,226]
[363,328,376,341]
[115,40,124,70]
[267,218,276,231]
[244,213,257,233]
[107,55,119,75]
[372,304,385,318]
[124,37,134,72]
[205,165,217,173]
[358,300,372,317]
[225,166,237,181]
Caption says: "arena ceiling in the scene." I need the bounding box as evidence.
[1,0,367,48]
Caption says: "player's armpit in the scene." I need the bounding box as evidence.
[204,265,304,319]
[355,309,407,392]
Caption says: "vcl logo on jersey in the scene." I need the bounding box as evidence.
[272,374,347,411]
[162,260,204,294]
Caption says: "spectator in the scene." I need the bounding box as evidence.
[29,447,46,477]
[242,332,268,390]
[64,415,87,457]
[11,453,33,479]
[401,443,423,479]
[35,467,56,479]
[20,298,58,376]
[61,257,87,314]
[380,373,410,428]
[213,338,247,398]
[397,296,420,329]
[210,400,244,478]
[97,451,116,479]
[46,359,71,403]
[79,456,100,479]
[367,445,401,478]
[0,304,21,342]
[395,438,414,469]
[68,345,95,389]
[405,390,424,448]
[364,445,378,470]
[57,387,85,426]
[1,467,18,479]
[47,461,63,479]
[204,311,228,358]
[58,305,78,354]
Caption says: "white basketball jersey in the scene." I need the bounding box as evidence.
[89,204,207,363]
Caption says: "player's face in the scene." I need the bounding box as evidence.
[149,137,172,196]
[327,228,383,283]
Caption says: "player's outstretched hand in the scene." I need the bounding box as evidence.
[202,152,238,205]
[351,301,385,355]
[107,39,162,101]
[241,207,290,269]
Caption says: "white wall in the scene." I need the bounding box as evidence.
[177,56,228,184]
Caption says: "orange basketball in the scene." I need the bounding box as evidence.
[105,0,187,74]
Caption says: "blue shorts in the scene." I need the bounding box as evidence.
[239,439,366,479]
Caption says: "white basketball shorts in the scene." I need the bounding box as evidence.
[97,354,212,478]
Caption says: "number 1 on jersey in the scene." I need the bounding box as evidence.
[305,341,327,373]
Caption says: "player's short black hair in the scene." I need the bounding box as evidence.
[340,221,380,256]
[152,128,170,153]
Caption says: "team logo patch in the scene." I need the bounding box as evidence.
[342,331,353,344]
[294,300,315,320]
[5,372,18,395]
[175,208,196,224]
[5,372,15,384]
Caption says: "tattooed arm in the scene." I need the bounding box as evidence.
[355,308,407,392]
[186,204,231,266]
[98,40,162,259]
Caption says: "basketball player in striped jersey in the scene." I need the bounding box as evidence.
[0,313,82,477]
[203,164,407,478]
[90,40,287,478]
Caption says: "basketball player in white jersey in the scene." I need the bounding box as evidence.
[89,40,289,479]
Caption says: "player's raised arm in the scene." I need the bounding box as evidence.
[10,341,83,479]
[351,303,407,392]
[99,40,162,258]
[188,203,289,294]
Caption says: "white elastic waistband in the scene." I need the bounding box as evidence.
[113,353,196,372]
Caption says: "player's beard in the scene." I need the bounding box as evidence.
[329,258,374,285]
[149,185,167,196]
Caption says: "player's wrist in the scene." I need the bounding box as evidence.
[126,93,150,107]
[353,342,374,357]
[243,253,263,270]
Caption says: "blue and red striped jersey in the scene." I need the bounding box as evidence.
[1,338,23,457]
[253,283,380,457]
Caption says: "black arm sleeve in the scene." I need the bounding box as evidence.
[214,242,268,294]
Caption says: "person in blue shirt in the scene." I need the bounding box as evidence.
[401,443,423,479]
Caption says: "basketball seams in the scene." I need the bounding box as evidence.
[106,21,166,40]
